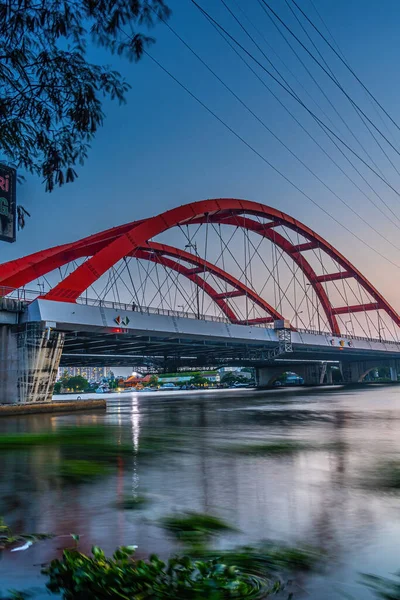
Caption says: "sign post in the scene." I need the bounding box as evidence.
[0,164,16,243]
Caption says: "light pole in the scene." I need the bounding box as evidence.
[295,310,303,330]
[345,320,353,337]
[377,312,385,342]
[185,241,200,319]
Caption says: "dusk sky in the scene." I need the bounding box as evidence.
[4,0,400,308]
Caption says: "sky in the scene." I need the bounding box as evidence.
[4,0,400,309]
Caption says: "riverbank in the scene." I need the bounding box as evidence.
[0,398,106,416]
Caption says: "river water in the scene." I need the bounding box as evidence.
[1,384,400,598]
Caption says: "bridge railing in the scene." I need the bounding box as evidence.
[1,286,400,345]
[75,296,234,324]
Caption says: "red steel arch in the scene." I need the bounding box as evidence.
[1,198,399,336]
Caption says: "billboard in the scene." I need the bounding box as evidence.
[0,164,16,243]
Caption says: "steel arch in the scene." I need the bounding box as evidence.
[1,198,399,336]
[0,234,284,324]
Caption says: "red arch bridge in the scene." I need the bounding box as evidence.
[1,198,400,403]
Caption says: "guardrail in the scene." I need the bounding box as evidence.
[1,286,399,346]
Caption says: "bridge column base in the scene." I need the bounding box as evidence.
[341,360,400,383]
[0,324,64,404]
[256,363,324,387]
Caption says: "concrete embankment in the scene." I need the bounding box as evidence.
[0,399,106,417]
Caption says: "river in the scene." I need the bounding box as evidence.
[1,384,400,598]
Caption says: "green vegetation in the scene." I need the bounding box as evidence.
[363,459,400,490]
[0,517,54,551]
[1,0,170,192]
[54,375,89,393]
[199,542,322,575]
[57,460,111,483]
[219,439,347,456]
[362,572,400,598]
[43,545,274,599]
[189,373,209,387]
[161,512,236,547]
[115,495,149,510]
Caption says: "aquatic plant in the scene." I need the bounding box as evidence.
[362,571,400,598]
[362,459,400,490]
[161,512,236,546]
[57,460,111,483]
[43,545,278,599]
[219,440,347,456]
[220,441,309,456]
[0,517,54,551]
[196,542,322,575]
[115,495,149,510]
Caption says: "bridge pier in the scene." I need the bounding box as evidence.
[0,324,64,404]
[257,363,325,387]
[341,359,400,383]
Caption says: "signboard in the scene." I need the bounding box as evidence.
[0,164,16,243]
[329,338,353,349]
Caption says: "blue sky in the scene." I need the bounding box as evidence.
[4,0,400,307]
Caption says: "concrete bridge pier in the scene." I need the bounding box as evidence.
[257,363,326,387]
[341,359,400,383]
[0,323,64,404]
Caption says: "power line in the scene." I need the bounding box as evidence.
[143,49,400,269]
[283,0,400,180]
[190,0,400,204]
[290,0,400,137]
[151,8,400,251]
[281,0,395,180]
[199,8,400,229]
[259,0,400,165]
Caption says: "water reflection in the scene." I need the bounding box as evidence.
[1,385,400,598]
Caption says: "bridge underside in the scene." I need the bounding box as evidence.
[59,329,400,370]
[2,298,400,403]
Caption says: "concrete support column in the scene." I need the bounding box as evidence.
[326,364,333,385]
[0,324,64,404]
[257,366,277,387]
[390,366,398,382]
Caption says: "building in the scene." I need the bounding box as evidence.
[57,366,111,382]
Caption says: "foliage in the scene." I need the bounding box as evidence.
[199,542,322,575]
[363,459,400,490]
[115,495,149,510]
[0,0,170,191]
[161,513,236,547]
[57,459,111,483]
[189,373,208,386]
[43,545,271,599]
[58,375,89,392]
[149,374,159,387]
[220,440,310,456]
[221,373,249,386]
[219,439,347,456]
[0,517,54,551]
[362,572,400,598]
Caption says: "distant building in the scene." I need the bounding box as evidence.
[57,366,111,381]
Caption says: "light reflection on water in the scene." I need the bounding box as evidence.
[1,385,400,598]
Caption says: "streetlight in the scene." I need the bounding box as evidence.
[377,312,385,342]
[345,320,353,337]
[295,310,303,330]
[185,241,200,319]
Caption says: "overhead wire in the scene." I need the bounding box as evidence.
[283,0,400,179]
[258,0,400,166]
[144,49,400,269]
[290,0,400,138]
[145,7,400,253]
[190,0,400,216]
[201,10,400,230]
